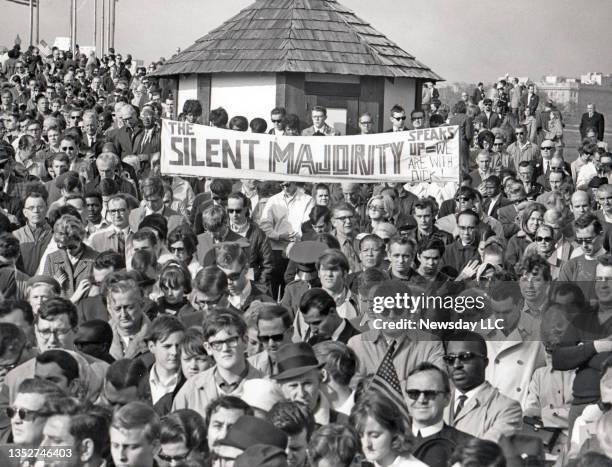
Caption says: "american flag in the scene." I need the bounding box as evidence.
[369,341,411,424]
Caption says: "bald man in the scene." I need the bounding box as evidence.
[571,190,592,221]
[106,104,143,158]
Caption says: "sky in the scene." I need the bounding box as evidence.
[0,0,610,84]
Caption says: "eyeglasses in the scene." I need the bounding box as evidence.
[405,389,447,401]
[70,115,81,120]
[535,236,554,243]
[271,119,283,123]
[227,208,242,214]
[359,121,373,125]
[335,215,354,222]
[515,132,525,135]
[455,196,472,203]
[412,116,424,121]
[195,295,223,309]
[36,326,73,339]
[158,449,191,463]
[6,407,49,421]
[208,336,240,351]
[541,147,553,151]
[442,351,485,365]
[108,208,127,215]
[576,236,597,245]
[257,332,286,344]
[60,146,75,151]
[393,116,407,121]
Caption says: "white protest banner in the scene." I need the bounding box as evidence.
[161,119,459,184]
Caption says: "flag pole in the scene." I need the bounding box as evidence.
[35,0,40,44]
[101,0,105,54]
[71,0,77,52]
[93,0,98,53]
[28,0,34,46]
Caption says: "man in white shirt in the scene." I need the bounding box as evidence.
[260,181,313,299]
[145,315,185,405]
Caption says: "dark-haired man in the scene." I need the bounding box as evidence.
[444,332,522,441]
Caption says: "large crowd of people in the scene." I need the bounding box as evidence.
[0,40,611,467]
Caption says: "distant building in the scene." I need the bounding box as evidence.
[537,73,612,127]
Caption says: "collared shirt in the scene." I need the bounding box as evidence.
[260,189,313,250]
[228,280,252,310]
[455,382,486,409]
[213,364,250,395]
[313,392,333,426]
[487,193,502,216]
[336,233,361,273]
[145,204,165,217]
[412,420,444,438]
[149,365,179,404]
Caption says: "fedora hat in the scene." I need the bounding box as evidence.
[220,416,287,451]
[272,342,322,381]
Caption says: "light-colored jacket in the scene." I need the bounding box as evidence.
[445,381,523,442]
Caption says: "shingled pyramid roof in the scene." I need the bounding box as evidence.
[152,0,442,80]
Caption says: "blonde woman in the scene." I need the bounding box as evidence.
[366,195,395,233]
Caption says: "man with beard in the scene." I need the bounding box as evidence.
[444,331,522,441]
[43,214,97,301]
[299,288,360,346]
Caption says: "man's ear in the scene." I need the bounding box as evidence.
[320,368,329,384]
[79,438,94,463]
[147,340,155,354]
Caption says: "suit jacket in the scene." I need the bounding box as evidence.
[85,176,138,199]
[42,244,98,298]
[109,315,153,362]
[520,93,539,114]
[106,125,143,158]
[80,131,107,154]
[87,226,134,254]
[129,205,188,234]
[132,125,162,155]
[483,195,512,220]
[482,111,501,129]
[579,112,605,140]
[301,123,340,136]
[445,381,523,442]
[412,424,477,467]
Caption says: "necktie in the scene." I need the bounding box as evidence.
[117,231,125,257]
[544,160,549,175]
[455,394,468,418]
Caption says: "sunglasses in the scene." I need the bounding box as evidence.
[541,147,553,151]
[599,401,612,413]
[271,119,283,123]
[405,389,446,401]
[7,407,48,421]
[258,332,286,344]
[61,146,75,150]
[515,132,525,135]
[443,351,485,365]
[393,116,407,121]
[158,450,191,463]
[227,208,242,214]
[535,236,554,243]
